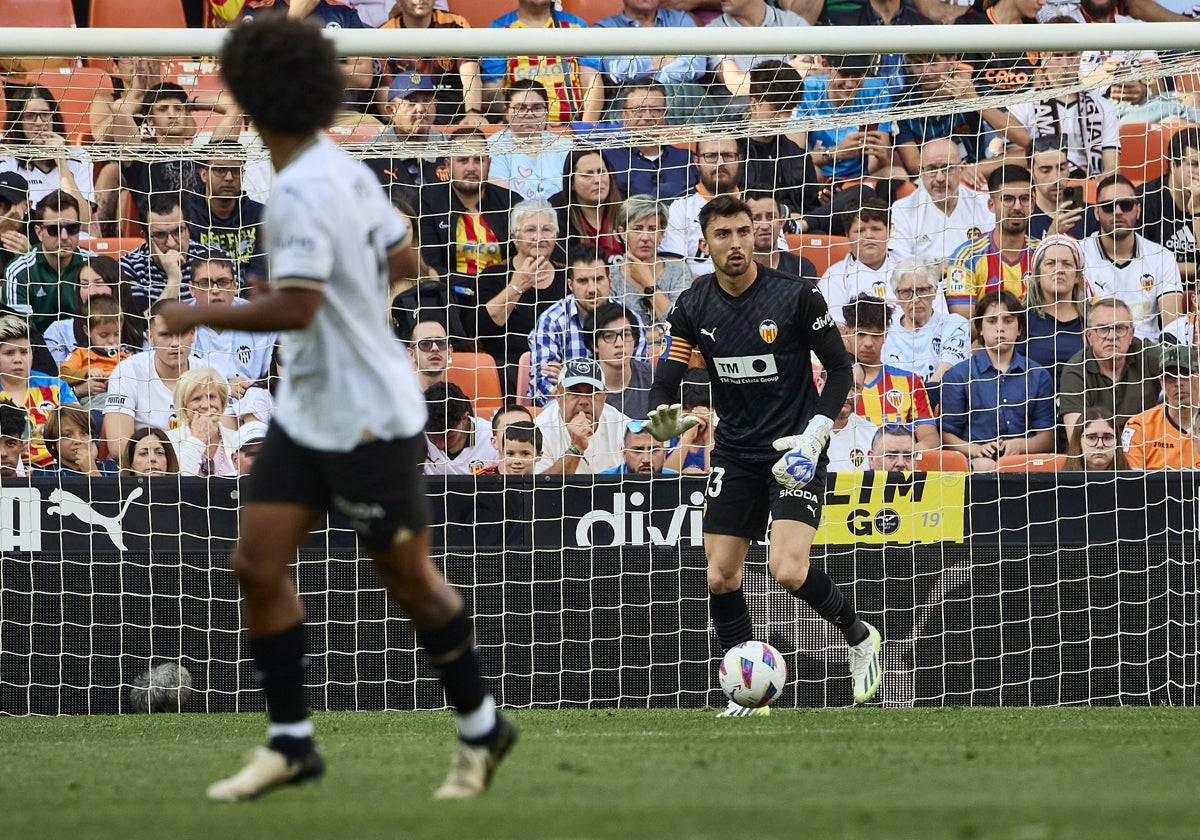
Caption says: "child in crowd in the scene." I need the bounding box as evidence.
[0,313,79,469]
[0,396,31,477]
[497,421,542,476]
[58,297,132,410]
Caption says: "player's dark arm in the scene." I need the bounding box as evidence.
[808,308,854,422]
[648,359,688,409]
[159,282,323,334]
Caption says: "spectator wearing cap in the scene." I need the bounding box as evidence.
[423,381,499,475]
[365,71,447,210]
[600,421,677,475]
[705,0,810,101]
[186,146,268,283]
[0,171,31,276]
[234,420,267,476]
[528,245,648,405]
[792,54,900,182]
[379,0,481,124]
[535,357,631,474]
[1123,343,1200,470]
[1058,297,1162,436]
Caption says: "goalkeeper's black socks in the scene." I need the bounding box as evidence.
[710,588,755,650]
[792,568,869,646]
[418,607,490,724]
[251,622,316,761]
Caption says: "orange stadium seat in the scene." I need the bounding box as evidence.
[91,0,186,27]
[86,237,143,257]
[515,351,533,407]
[786,234,852,278]
[914,448,969,473]
[449,0,511,28]
[0,0,76,27]
[995,453,1066,473]
[447,351,506,415]
[25,67,114,141]
[560,0,624,23]
[1117,122,1169,186]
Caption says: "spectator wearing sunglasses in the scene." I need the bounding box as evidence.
[3,190,90,333]
[404,312,453,394]
[1081,174,1184,342]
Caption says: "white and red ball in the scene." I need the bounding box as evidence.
[718,641,787,709]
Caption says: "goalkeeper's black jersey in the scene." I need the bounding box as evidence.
[661,263,852,462]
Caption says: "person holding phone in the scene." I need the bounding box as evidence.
[1027,135,1093,240]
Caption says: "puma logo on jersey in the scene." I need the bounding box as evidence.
[700,328,717,342]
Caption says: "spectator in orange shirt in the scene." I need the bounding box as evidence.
[1122,343,1200,470]
[57,296,133,411]
[844,294,940,450]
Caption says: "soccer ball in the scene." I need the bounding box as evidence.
[718,641,787,709]
[129,662,193,713]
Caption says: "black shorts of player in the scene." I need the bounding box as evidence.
[243,422,429,553]
[702,451,825,539]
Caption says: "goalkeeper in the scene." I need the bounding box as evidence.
[645,195,882,715]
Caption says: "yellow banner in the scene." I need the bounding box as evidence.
[816,471,967,546]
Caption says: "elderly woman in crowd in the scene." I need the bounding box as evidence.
[608,195,691,326]
[472,199,567,395]
[1021,234,1086,384]
[166,366,239,477]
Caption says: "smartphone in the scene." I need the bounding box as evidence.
[864,123,881,134]
[1061,185,1081,206]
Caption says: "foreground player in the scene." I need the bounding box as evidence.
[645,195,882,715]
[160,16,514,801]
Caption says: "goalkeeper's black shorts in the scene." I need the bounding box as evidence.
[701,451,825,540]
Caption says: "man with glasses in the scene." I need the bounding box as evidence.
[365,72,446,211]
[406,314,453,394]
[1027,136,1091,240]
[600,420,676,475]
[3,190,88,333]
[584,302,652,420]
[187,146,267,282]
[946,165,1038,319]
[1059,297,1163,435]
[1123,343,1200,469]
[1081,173,1183,342]
[187,250,276,400]
[121,193,228,313]
[661,136,743,277]
[602,81,695,202]
[486,82,574,201]
[528,245,647,405]
[744,189,817,280]
[883,257,970,410]
[891,137,994,265]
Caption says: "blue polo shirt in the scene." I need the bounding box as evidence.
[603,143,695,202]
[940,350,1055,443]
[791,76,896,179]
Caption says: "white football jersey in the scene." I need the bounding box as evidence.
[1081,233,1183,342]
[890,185,995,265]
[423,415,500,476]
[266,136,425,451]
[535,400,631,475]
[827,414,878,474]
[104,351,217,433]
[883,310,971,382]
[190,300,277,384]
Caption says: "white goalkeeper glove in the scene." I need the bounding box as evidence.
[771,416,834,490]
[645,403,700,442]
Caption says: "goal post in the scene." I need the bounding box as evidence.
[0,22,1198,715]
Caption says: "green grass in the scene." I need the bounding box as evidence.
[2,707,1196,840]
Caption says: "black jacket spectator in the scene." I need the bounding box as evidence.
[419,180,523,281]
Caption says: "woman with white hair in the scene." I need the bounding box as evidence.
[166,366,240,477]
[881,257,970,408]
[609,195,691,325]
[473,199,567,394]
[1021,234,1087,384]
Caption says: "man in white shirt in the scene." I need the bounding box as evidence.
[661,136,744,277]
[535,357,631,474]
[821,196,898,324]
[423,381,499,475]
[1082,174,1184,341]
[890,138,994,266]
[826,363,877,473]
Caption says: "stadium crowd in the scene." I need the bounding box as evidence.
[3,0,1200,478]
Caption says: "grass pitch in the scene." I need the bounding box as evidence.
[2,707,1195,840]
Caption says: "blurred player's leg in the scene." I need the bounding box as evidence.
[768,518,882,704]
[707,532,770,717]
[373,529,517,799]
[208,502,325,802]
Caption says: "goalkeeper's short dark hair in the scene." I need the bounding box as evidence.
[698,194,752,237]
[501,420,542,454]
[424,381,472,435]
[219,14,344,135]
[844,294,889,332]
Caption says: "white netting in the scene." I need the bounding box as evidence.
[1,23,1198,715]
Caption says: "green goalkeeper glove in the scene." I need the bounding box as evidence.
[645,403,700,442]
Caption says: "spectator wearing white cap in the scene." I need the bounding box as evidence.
[235,420,267,476]
[535,357,631,475]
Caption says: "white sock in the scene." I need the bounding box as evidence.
[455,694,497,741]
[267,719,315,740]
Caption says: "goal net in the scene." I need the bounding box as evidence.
[1,22,1198,716]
